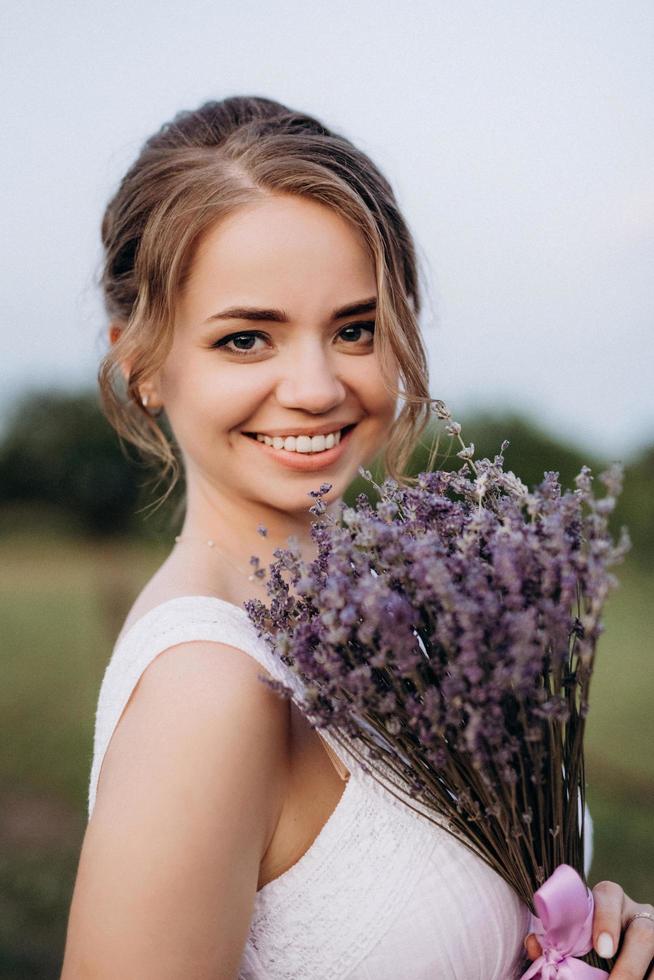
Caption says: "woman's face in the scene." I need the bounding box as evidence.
[154,193,398,518]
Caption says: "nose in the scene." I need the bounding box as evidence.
[274,342,347,414]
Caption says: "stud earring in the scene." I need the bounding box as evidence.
[139,392,163,418]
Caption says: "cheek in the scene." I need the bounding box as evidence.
[161,355,268,434]
[357,361,398,428]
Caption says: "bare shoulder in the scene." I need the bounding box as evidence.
[95,636,291,833]
[62,637,290,979]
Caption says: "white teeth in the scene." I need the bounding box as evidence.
[253,427,345,453]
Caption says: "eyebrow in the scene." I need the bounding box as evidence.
[204,296,377,324]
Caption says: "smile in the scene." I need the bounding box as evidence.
[241,424,357,471]
[254,427,343,453]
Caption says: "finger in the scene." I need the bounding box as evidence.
[591,880,625,959]
[606,914,654,980]
[523,934,542,961]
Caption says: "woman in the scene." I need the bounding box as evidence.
[61,96,653,978]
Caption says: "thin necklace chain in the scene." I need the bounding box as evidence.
[173,534,267,584]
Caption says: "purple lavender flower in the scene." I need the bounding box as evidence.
[243,403,630,918]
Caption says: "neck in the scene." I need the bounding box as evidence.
[174,479,340,597]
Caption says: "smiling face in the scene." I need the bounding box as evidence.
[153,193,398,522]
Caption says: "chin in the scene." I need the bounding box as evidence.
[275,478,345,510]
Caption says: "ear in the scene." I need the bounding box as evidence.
[109,320,162,412]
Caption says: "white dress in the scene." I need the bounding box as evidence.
[87,595,592,979]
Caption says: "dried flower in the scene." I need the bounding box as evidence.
[244,411,630,925]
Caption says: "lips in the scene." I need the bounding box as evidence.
[241,422,358,472]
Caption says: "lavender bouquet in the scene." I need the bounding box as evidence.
[244,402,630,975]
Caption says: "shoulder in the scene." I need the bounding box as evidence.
[136,634,288,729]
[64,636,290,975]
[90,582,290,817]
[96,634,291,825]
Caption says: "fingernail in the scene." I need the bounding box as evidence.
[596,932,614,958]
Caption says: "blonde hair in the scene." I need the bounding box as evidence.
[98,95,438,501]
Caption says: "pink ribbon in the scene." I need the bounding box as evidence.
[519,864,608,979]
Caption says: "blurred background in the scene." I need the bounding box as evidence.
[1,1,652,976]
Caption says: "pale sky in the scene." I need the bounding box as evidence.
[2,0,652,460]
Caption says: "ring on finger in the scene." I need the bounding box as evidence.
[627,911,654,928]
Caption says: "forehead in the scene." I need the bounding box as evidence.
[181,194,376,315]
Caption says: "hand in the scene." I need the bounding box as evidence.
[524,880,654,978]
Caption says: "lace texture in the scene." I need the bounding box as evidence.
[88,595,549,979]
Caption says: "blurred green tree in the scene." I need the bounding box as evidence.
[0,389,144,535]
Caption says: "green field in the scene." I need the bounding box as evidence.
[1,527,652,978]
